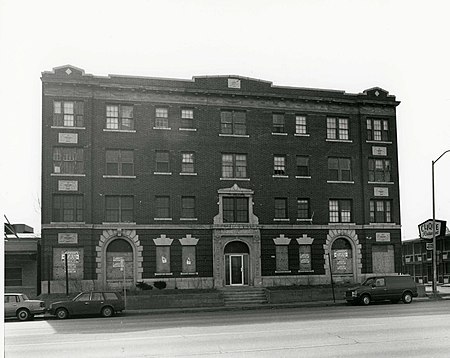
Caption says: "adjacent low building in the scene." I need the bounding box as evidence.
[41,65,402,293]
[4,224,41,297]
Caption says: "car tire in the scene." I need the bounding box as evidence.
[402,292,413,304]
[56,308,69,319]
[101,306,114,318]
[17,308,31,321]
[361,294,371,306]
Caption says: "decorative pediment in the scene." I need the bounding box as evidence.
[51,65,86,77]
[218,183,254,195]
[296,234,314,245]
[273,234,291,245]
[179,234,199,246]
[153,234,173,246]
[363,87,389,98]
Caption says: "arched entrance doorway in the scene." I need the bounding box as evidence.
[331,238,353,275]
[106,239,134,285]
[224,241,249,286]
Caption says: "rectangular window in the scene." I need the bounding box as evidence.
[105,195,134,222]
[295,115,307,134]
[222,153,247,178]
[370,200,392,223]
[296,156,309,176]
[223,197,249,223]
[327,117,349,140]
[329,199,352,223]
[272,113,285,133]
[181,109,194,128]
[368,159,391,182]
[299,245,312,272]
[106,149,134,176]
[182,246,196,273]
[156,246,171,273]
[155,151,170,173]
[274,155,286,176]
[275,245,289,271]
[156,196,171,218]
[297,199,310,219]
[53,147,84,174]
[181,152,195,173]
[5,268,22,286]
[106,104,134,130]
[155,107,169,128]
[220,110,246,135]
[367,119,389,141]
[181,196,196,218]
[53,194,83,222]
[275,198,288,219]
[53,101,84,127]
[328,157,352,181]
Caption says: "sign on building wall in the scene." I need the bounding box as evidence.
[374,187,389,197]
[58,180,78,191]
[372,146,387,156]
[58,233,78,244]
[376,233,391,242]
[228,78,241,89]
[58,133,78,144]
[53,247,83,279]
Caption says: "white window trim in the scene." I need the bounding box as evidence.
[220,177,250,181]
[51,173,86,177]
[298,270,314,273]
[154,172,173,175]
[153,127,172,130]
[103,175,136,179]
[328,222,356,225]
[179,128,197,132]
[180,172,198,176]
[294,133,310,137]
[272,175,289,178]
[51,126,86,130]
[295,175,311,179]
[271,132,288,136]
[180,272,199,276]
[103,129,136,133]
[180,218,198,221]
[368,181,395,185]
[155,272,173,276]
[274,218,290,222]
[219,134,250,138]
[154,218,173,221]
[275,270,292,274]
[326,139,353,143]
[327,180,355,184]
[101,222,137,225]
[51,221,86,225]
[366,140,392,145]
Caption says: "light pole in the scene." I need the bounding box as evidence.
[432,150,450,295]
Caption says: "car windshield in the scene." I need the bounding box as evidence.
[362,278,376,286]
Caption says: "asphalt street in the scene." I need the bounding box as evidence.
[4,300,450,357]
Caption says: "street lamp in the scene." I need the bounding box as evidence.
[432,149,450,295]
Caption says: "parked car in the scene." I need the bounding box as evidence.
[48,291,124,319]
[4,293,46,321]
[345,275,418,305]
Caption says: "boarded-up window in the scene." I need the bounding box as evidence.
[182,246,196,273]
[299,245,312,272]
[276,245,289,271]
[156,246,171,273]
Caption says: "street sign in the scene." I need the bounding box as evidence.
[418,219,447,239]
[426,243,433,251]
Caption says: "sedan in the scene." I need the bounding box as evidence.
[48,291,125,319]
[4,293,46,321]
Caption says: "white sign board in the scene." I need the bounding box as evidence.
[426,243,433,251]
[376,233,391,242]
[61,251,80,263]
[58,233,78,244]
[58,133,78,144]
[58,180,78,191]
[418,219,446,239]
[113,257,124,268]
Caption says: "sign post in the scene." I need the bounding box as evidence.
[64,253,69,295]
[62,251,80,296]
[418,218,447,295]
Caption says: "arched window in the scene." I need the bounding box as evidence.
[331,238,353,274]
[106,239,133,280]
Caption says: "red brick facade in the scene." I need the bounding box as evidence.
[41,66,401,293]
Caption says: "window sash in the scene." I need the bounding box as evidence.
[106,150,134,176]
[295,115,307,134]
[181,197,196,218]
[370,200,392,223]
[328,158,351,181]
[155,108,169,128]
[275,198,288,219]
[156,196,170,218]
[221,110,247,135]
[105,196,134,222]
[222,154,247,178]
[327,117,348,139]
[272,114,285,133]
[106,105,134,130]
[53,101,84,127]
[274,156,286,175]
[53,195,83,222]
[156,151,170,172]
[181,153,195,173]
[297,199,310,219]
[223,197,249,223]
[296,156,309,176]
[368,159,391,182]
[329,199,352,223]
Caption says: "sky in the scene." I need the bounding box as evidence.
[1,0,449,240]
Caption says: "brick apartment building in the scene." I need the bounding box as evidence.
[41,65,401,293]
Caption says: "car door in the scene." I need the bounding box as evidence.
[69,292,93,315]
[88,292,104,314]
[370,277,388,301]
[4,295,18,317]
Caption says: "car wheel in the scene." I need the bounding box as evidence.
[56,308,69,319]
[402,292,413,304]
[17,308,31,321]
[101,306,114,318]
[361,294,371,305]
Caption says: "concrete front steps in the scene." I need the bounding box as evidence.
[219,286,268,306]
